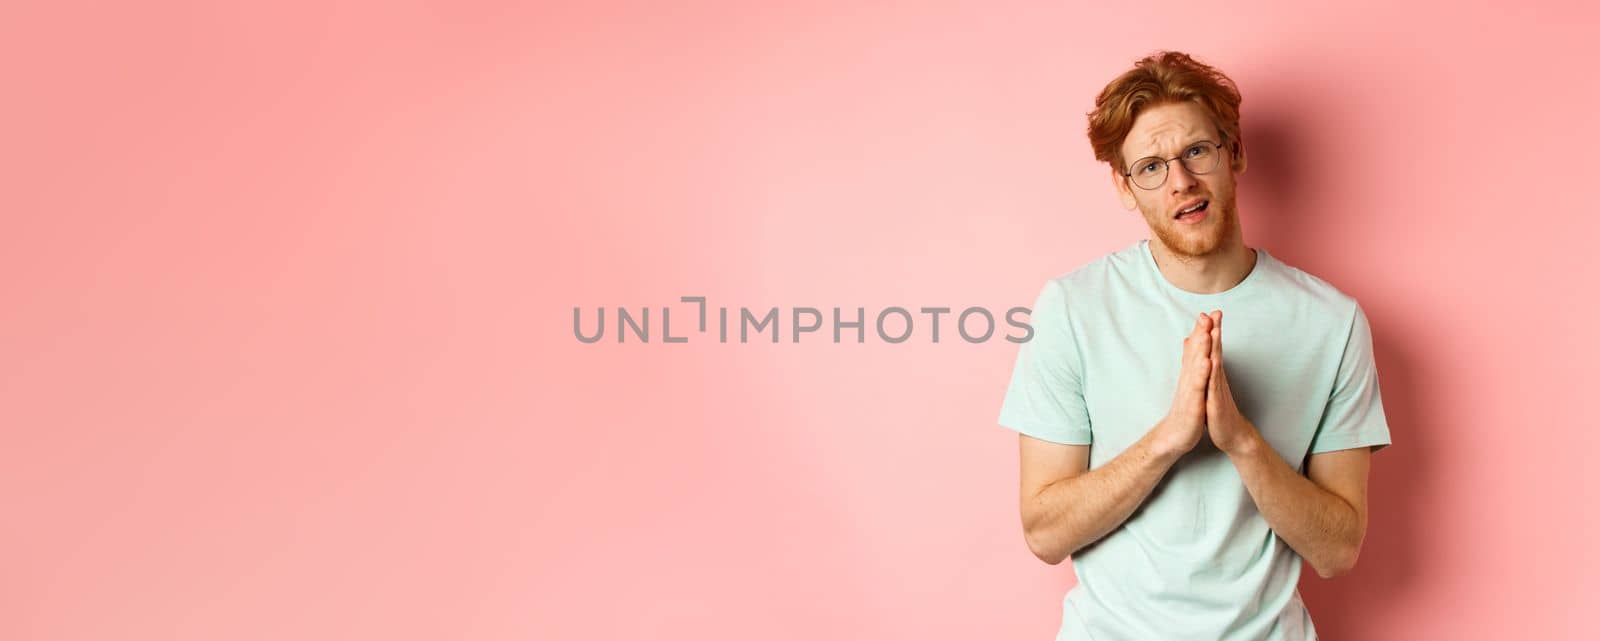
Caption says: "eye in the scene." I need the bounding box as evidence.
[1137,160,1162,175]
[1185,144,1210,158]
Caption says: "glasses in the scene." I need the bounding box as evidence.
[1123,140,1227,190]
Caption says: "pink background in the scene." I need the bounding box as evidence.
[4,2,1595,639]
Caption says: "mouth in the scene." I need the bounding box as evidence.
[1174,199,1210,224]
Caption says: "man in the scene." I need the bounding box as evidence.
[997,51,1391,641]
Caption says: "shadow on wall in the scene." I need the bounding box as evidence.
[1299,328,1431,639]
[1238,68,1437,639]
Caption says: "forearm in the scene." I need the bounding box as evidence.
[1228,431,1364,577]
[1023,423,1183,565]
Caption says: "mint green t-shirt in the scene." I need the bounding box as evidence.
[998,239,1391,641]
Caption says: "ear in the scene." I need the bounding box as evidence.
[1112,165,1137,210]
[1231,137,1248,174]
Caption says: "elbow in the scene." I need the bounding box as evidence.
[1023,525,1069,566]
[1312,543,1361,579]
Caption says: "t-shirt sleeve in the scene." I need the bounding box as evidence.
[1309,302,1392,454]
[997,279,1092,445]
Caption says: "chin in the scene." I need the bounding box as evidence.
[1154,212,1233,258]
[1158,202,1228,257]
[1162,235,1223,258]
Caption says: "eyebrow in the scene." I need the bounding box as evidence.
[1132,138,1214,161]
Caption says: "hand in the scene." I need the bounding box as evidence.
[1204,310,1262,455]
[1155,312,1214,457]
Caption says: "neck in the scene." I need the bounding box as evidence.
[1148,233,1257,295]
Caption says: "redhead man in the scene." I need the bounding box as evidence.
[998,51,1391,641]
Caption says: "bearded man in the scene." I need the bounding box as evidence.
[998,51,1392,641]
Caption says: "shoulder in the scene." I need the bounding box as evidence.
[1257,249,1365,325]
[1036,240,1148,306]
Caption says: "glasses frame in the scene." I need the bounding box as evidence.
[1122,140,1228,191]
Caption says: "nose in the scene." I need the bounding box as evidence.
[1167,159,1199,194]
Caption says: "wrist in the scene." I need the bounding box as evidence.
[1149,417,1189,462]
[1220,422,1265,458]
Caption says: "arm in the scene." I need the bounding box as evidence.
[1201,310,1375,578]
[1018,313,1217,565]
[1226,437,1372,578]
[1018,426,1185,565]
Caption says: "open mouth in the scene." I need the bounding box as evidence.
[1175,200,1209,220]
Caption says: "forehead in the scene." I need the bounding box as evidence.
[1121,101,1219,159]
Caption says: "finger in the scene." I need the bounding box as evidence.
[1194,351,1212,391]
[1203,366,1215,413]
[1208,338,1220,388]
[1182,338,1206,390]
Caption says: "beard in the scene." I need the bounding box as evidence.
[1146,190,1238,259]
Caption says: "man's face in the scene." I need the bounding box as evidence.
[1114,101,1246,258]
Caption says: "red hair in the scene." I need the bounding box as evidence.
[1087,51,1244,173]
